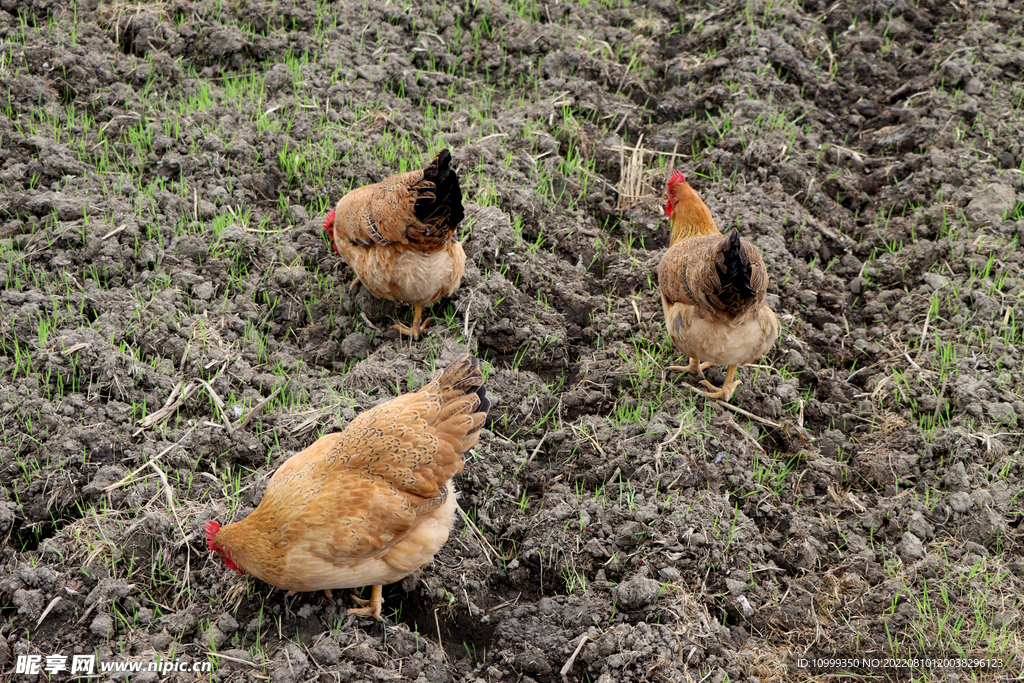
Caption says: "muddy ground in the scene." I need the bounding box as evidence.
[2,0,1024,681]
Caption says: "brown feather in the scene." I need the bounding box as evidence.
[658,175,778,377]
[328,150,466,316]
[666,176,719,245]
[210,355,488,594]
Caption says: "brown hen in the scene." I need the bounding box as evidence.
[658,171,778,401]
[207,354,489,619]
[323,149,465,339]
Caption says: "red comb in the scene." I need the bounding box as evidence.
[323,209,340,255]
[667,170,686,187]
[205,520,220,549]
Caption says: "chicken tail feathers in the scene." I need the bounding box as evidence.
[719,230,755,296]
[411,149,464,245]
[434,354,489,422]
[708,229,762,318]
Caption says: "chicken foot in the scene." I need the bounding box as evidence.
[394,303,432,340]
[668,357,713,378]
[348,584,384,620]
[698,365,741,402]
[348,277,362,293]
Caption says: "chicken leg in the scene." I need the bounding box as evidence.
[394,303,433,340]
[698,365,741,402]
[348,584,384,620]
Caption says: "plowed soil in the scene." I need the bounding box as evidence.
[2,0,1024,681]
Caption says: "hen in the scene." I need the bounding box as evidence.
[206,354,489,619]
[323,149,466,339]
[657,171,778,401]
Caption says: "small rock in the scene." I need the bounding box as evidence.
[193,281,214,301]
[309,638,342,665]
[273,265,306,288]
[514,648,552,677]
[200,625,226,649]
[264,64,292,92]
[736,595,754,617]
[197,200,217,219]
[279,244,299,263]
[217,613,239,634]
[209,27,245,56]
[218,223,246,241]
[12,589,44,618]
[898,531,926,560]
[799,289,818,306]
[152,630,173,651]
[967,183,1015,225]
[105,401,132,422]
[907,513,933,542]
[340,332,372,360]
[944,462,970,491]
[922,272,948,291]
[83,466,129,496]
[268,643,308,683]
[54,197,87,220]
[86,578,132,607]
[356,64,387,82]
[613,576,662,610]
[964,77,984,95]
[345,643,379,664]
[985,402,1015,425]
[949,491,972,513]
[965,506,1009,544]
[659,567,680,582]
[91,613,115,638]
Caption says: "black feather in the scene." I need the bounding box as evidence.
[415,149,465,229]
[717,230,756,304]
[474,385,490,418]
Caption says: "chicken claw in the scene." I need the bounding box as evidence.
[348,277,362,293]
[697,365,741,402]
[394,304,432,340]
[348,585,384,620]
[667,357,712,379]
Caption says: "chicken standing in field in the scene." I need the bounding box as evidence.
[323,149,466,339]
[206,354,489,619]
[657,171,779,401]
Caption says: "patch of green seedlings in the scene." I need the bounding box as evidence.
[891,560,1024,677]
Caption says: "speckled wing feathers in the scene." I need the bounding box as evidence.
[333,150,462,252]
[249,355,487,565]
[658,232,768,325]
